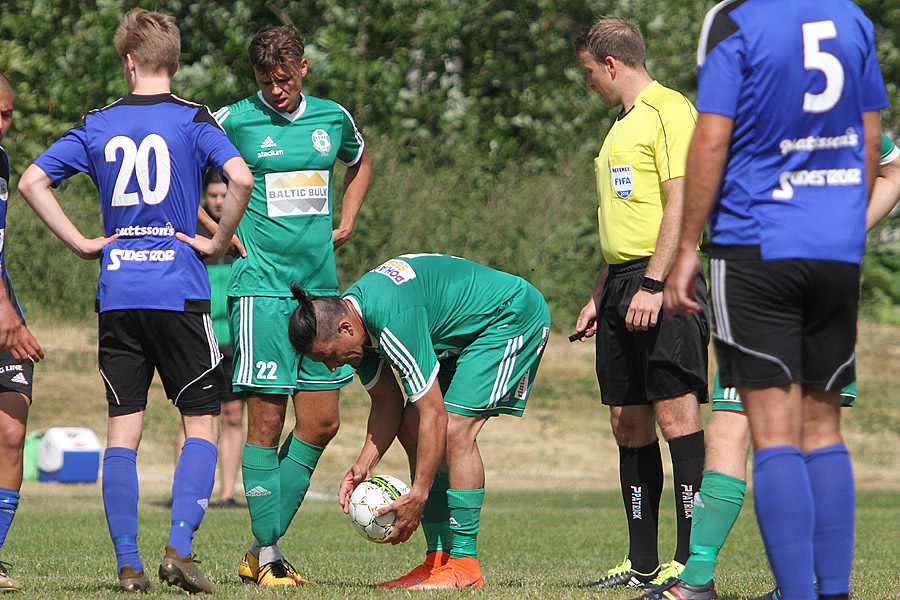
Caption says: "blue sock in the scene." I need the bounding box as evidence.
[169,437,217,557]
[753,446,816,600]
[804,443,854,596]
[0,487,20,551]
[102,447,142,573]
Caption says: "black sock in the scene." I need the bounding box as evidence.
[668,430,706,564]
[619,440,663,573]
[818,595,849,600]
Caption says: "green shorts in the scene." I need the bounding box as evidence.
[229,296,353,395]
[711,370,856,412]
[438,288,551,418]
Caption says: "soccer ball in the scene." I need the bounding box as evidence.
[348,475,410,543]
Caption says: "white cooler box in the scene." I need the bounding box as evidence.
[38,427,102,483]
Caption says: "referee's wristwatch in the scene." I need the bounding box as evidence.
[640,276,665,293]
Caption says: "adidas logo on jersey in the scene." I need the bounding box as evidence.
[10,373,28,385]
[260,136,277,149]
[197,498,209,510]
[245,486,273,497]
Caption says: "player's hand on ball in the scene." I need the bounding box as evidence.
[378,488,426,545]
[339,464,370,514]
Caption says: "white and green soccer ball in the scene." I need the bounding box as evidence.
[348,475,410,543]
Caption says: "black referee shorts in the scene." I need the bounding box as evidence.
[99,309,227,417]
[596,257,710,406]
[709,245,858,391]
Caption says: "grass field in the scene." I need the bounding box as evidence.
[5,319,900,598]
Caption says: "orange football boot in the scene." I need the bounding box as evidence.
[406,556,484,590]
[376,551,450,588]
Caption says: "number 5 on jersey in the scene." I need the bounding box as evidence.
[802,20,844,114]
[105,134,171,206]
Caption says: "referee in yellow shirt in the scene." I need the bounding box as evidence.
[573,17,709,591]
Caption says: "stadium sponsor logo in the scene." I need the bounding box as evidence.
[0,364,24,374]
[772,167,862,200]
[264,170,329,217]
[373,259,417,285]
[114,223,176,237]
[10,372,28,385]
[107,249,176,271]
[257,136,284,158]
[312,128,332,156]
[779,128,859,156]
[611,164,633,199]
[681,484,694,519]
[631,485,642,520]
[0,177,7,202]
[245,486,273,497]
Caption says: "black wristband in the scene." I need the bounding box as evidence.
[640,276,665,293]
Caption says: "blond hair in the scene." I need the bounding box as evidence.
[114,9,180,76]
[575,17,646,69]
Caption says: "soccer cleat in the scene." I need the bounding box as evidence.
[281,559,311,585]
[405,556,484,590]
[0,561,21,592]
[212,497,242,509]
[118,565,153,593]
[749,589,780,600]
[238,551,258,584]
[256,560,298,587]
[376,551,451,588]
[647,560,686,587]
[158,544,215,594]
[578,557,660,589]
[626,578,717,600]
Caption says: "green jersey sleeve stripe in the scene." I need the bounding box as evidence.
[336,103,365,167]
[380,328,427,392]
[213,106,230,125]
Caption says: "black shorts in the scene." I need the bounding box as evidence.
[99,309,227,417]
[709,245,858,390]
[0,275,32,399]
[596,258,710,406]
[0,352,33,399]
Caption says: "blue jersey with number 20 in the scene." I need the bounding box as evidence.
[697,0,888,262]
[34,94,241,312]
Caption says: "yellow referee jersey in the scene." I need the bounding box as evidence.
[594,80,697,264]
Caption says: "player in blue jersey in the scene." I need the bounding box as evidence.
[0,71,44,594]
[665,2,887,600]
[17,10,252,594]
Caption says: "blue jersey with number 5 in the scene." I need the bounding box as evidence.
[34,94,241,312]
[697,0,888,262]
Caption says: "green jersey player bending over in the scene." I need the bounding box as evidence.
[289,254,551,590]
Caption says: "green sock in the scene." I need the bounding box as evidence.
[421,472,452,553]
[679,471,747,586]
[447,488,484,559]
[241,444,281,546]
[278,436,324,537]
